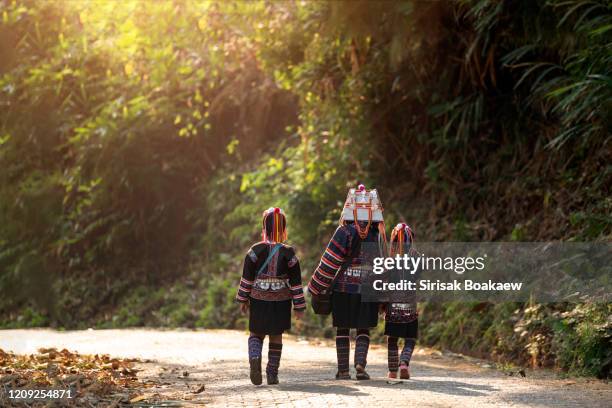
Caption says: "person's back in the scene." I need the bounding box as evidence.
[235,207,305,385]
[308,185,386,380]
[384,223,419,379]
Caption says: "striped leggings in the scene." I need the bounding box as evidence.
[248,334,283,376]
[387,336,416,372]
[336,328,370,372]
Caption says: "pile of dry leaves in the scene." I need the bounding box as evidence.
[0,347,152,407]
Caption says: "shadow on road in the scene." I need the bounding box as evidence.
[128,358,611,408]
[273,366,498,398]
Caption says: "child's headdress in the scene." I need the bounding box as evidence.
[262,207,287,243]
[390,223,414,256]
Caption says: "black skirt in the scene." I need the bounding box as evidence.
[384,319,419,338]
[249,298,292,335]
[331,291,378,329]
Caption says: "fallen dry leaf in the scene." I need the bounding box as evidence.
[129,394,147,403]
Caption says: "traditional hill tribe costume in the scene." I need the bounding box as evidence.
[308,185,387,380]
[236,207,306,386]
[384,223,419,379]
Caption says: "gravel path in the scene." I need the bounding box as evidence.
[1,329,610,407]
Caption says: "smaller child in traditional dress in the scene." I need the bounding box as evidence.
[236,207,305,385]
[384,223,419,379]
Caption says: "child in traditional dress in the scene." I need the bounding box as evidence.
[384,223,418,379]
[236,207,305,385]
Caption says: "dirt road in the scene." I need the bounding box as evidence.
[1,329,610,407]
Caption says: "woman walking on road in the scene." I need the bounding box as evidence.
[308,185,387,380]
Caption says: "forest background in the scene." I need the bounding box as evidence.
[0,0,610,378]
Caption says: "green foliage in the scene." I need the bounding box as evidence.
[0,0,296,316]
[0,306,49,328]
[421,301,612,378]
[197,277,241,329]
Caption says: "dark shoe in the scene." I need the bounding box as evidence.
[249,358,262,385]
[335,371,351,380]
[399,363,410,379]
[266,372,279,385]
[355,364,370,380]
